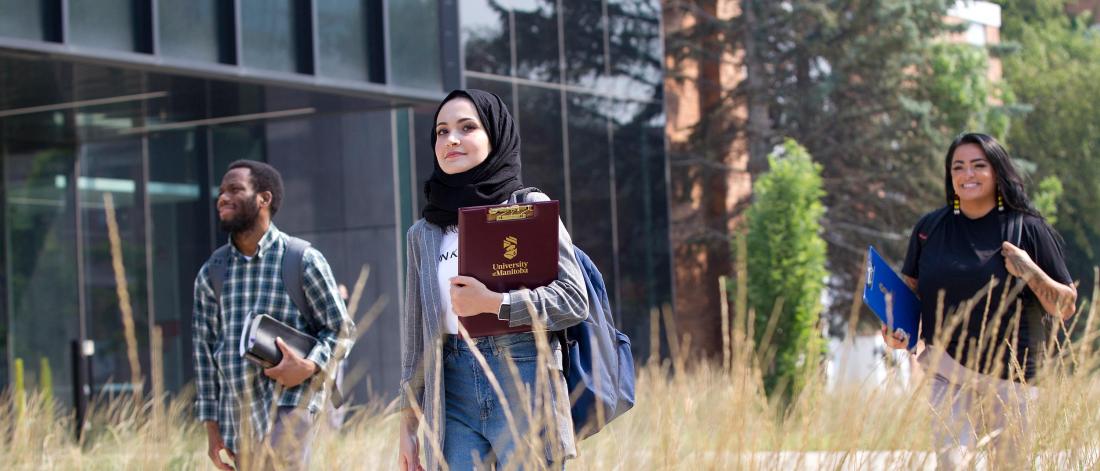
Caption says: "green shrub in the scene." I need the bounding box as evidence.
[744,139,828,402]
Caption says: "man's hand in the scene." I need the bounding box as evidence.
[263,337,319,388]
[205,421,236,470]
[449,276,505,317]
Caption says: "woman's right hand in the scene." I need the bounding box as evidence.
[881,324,907,350]
[398,417,423,471]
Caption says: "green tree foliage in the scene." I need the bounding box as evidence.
[920,43,1012,138]
[671,1,1016,334]
[998,0,1100,289]
[1033,175,1065,226]
[744,140,827,401]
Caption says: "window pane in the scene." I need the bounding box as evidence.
[266,116,345,232]
[148,129,208,392]
[612,99,670,342]
[157,0,222,63]
[465,76,514,110]
[513,1,560,83]
[460,0,559,83]
[389,0,442,90]
[965,22,987,46]
[0,0,50,41]
[562,0,607,88]
[3,122,79,401]
[145,74,208,126]
[460,0,511,76]
[515,85,565,220]
[317,0,370,81]
[78,138,150,396]
[606,0,662,100]
[0,54,74,110]
[566,92,614,299]
[240,0,299,73]
[69,0,138,51]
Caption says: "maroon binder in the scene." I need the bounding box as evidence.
[458,200,560,337]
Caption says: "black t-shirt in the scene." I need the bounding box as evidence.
[901,207,1072,381]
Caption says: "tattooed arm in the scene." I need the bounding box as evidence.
[1002,241,1077,319]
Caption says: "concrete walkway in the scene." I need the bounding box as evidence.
[689,450,1100,470]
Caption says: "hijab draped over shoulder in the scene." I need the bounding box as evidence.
[421,89,525,227]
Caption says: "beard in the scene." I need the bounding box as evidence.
[219,197,261,234]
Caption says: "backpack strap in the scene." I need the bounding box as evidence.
[208,244,232,302]
[1012,212,1024,247]
[282,235,350,408]
[282,236,312,318]
[509,187,542,204]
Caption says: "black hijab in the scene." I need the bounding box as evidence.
[422,89,524,227]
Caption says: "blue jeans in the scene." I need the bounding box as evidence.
[442,333,572,470]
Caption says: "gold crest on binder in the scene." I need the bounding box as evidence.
[503,236,518,260]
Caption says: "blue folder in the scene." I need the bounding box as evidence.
[862,246,920,351]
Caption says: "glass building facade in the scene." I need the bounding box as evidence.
[0,0,669,408]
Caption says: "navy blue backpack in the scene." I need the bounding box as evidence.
[563,246,637,439]
[508,188,636,438]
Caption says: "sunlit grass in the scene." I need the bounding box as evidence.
[4,287,1097,469]
[3,328,1098,470]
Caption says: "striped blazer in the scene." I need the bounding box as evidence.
[398,191,589,469]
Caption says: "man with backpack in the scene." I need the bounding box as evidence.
[193,160,354,470]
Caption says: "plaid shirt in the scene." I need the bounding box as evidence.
[192,224,354,453]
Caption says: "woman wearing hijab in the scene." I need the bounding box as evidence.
[397,89,588,470]
[883,133,1075,469]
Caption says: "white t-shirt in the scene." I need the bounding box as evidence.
[437,201,513,334]
[438,226,460,335]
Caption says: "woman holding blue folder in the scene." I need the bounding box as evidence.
[883,133,1076,469]
[396,89,588,470]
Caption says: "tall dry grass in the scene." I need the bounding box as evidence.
[2,197,1097,468]
[3,327,1098,469]
[4,279,1099,470]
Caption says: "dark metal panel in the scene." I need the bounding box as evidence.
[148,0,159,55]
[43,0,64,42]
[295,0,314,75]
[308,0,319,77]
[134,0,153,53]
[438,0,462,91]
[217,0,236,64]
[59,0,69,43]
[377,0,390,85]
[366,0,385,84]
[231,0,242,65]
